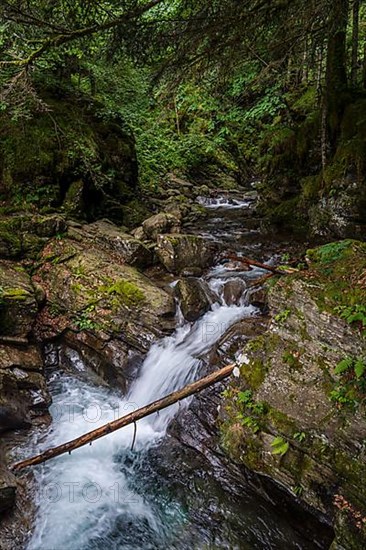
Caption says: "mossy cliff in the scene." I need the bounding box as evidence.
[0,89,138,224]
[258,96,366,239]
[220,240,366,549]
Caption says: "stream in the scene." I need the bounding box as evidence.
[24,197,331,549]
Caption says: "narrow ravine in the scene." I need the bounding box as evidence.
[23,198,330,549]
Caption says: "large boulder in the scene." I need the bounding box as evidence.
[142,212,181,241]
[77,220,153,268]
[156,234,217,275]
[175,278,215,322]
[33,233,176,386]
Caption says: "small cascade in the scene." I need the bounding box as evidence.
[196,195,253,209]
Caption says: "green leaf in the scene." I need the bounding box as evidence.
[237,390,253,404]
[270,436,289,456]
[354,359,366,379]
[335,358,353,375]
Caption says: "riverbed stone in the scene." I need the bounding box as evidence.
[156,234,217,274]
[222,278,247,306]
[175,278,215,322]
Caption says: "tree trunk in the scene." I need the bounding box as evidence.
[351,0,360,86]
[11,364,235,472]
[322,0,350,164]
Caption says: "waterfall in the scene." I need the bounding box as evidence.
[28,284,257,549]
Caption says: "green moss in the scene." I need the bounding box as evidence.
[301,174,322,201]
[241,358,268,390]
[299,241,366,325]
[267,407,298,435]
[307,240,359,265]
[106,280,145,307]
[0,287,31,301]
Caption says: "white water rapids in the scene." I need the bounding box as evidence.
[27,271,258,549]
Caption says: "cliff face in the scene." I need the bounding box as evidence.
[221,240,366,549]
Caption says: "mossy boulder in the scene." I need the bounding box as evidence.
[33,229,175,386]
[76,220,153,268]
[0,263,38,337]
[220,240,366,548]
[0,214,66,260]
[156,234,217,275]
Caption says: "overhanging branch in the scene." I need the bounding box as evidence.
[0,0,165,68]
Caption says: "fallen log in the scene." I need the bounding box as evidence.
[223,254,286,275]
[11,363,235,472]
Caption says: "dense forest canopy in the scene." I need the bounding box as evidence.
[0,0,365,231]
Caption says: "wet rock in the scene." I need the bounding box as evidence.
[0,472,16,514]
[62,332,133,390]
[180,267,205,277]
[222,278,246,306]
[0,342,49,427]
[0,371,30,432]
[142,212,181,241]
[0,263,38,337]
[0,345,43,372]
[156,234,217,275]
[248,287,267,308]
[175,278,215,322]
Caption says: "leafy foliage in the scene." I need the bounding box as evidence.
[270,436,290,457]
[331,356,366,408]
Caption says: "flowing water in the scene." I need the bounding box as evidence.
[25,195,332,549]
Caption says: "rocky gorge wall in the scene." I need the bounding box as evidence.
[220,240,366,549]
